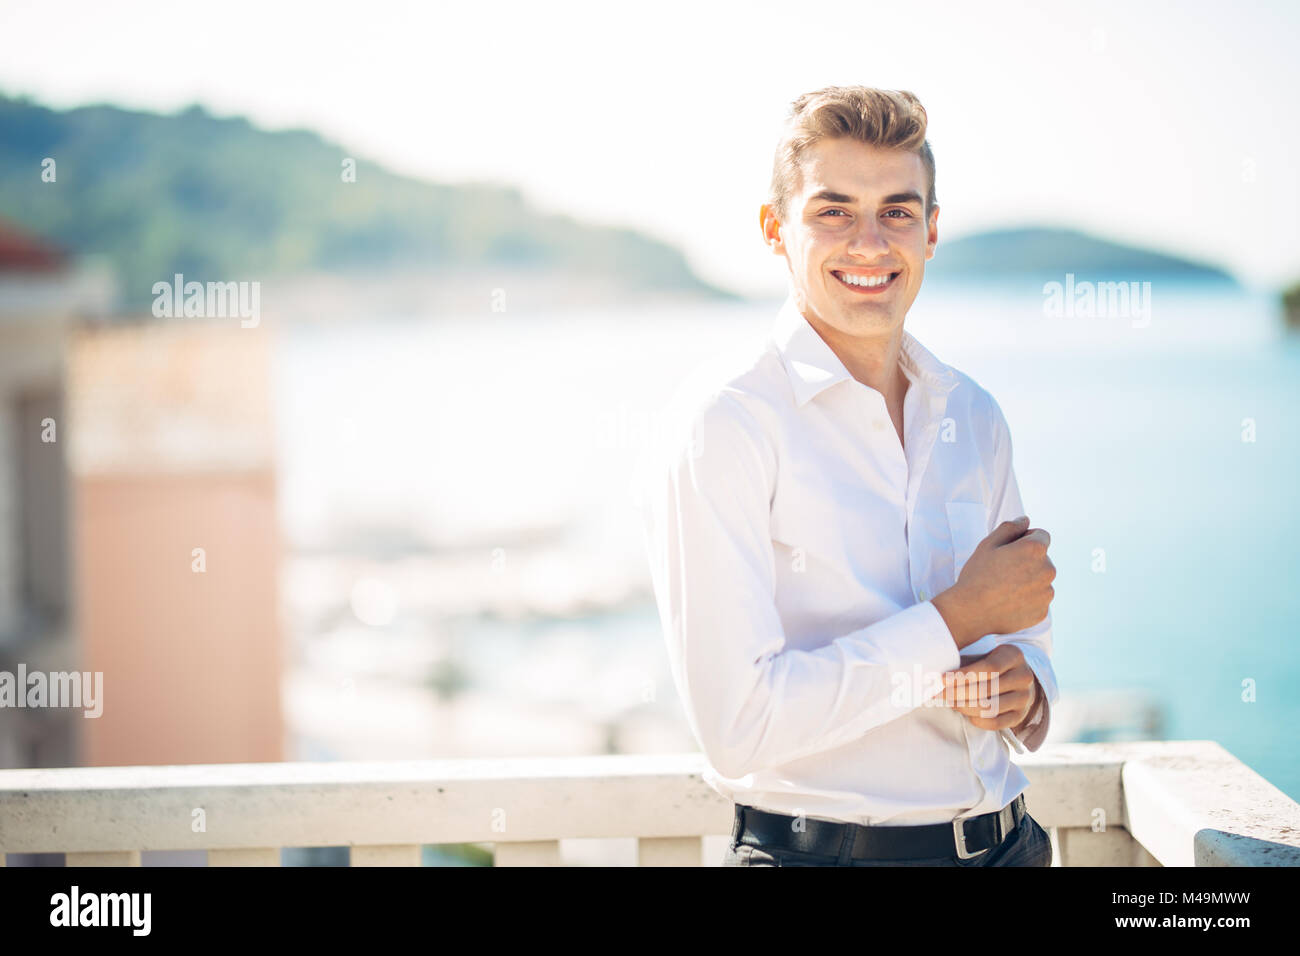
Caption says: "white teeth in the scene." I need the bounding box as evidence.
[837,271,893,288]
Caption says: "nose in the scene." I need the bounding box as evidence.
[846,216,890,259]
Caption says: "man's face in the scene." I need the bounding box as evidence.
[762,137,938,339]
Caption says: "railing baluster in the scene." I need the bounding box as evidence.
[65,851,141,866]
[637,836,703,866]
[1056,827,1153,866]
[493,840,561,866]
[351,844,421,866]
[207,848,280,866]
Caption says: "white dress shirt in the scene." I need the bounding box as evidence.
[633,293,1059,827]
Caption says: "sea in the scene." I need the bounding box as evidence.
[272,276,1300,803]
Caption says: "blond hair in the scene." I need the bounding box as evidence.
[768,86,936,221]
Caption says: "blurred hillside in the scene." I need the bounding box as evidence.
[927,227,1242,284]
[0,94,735,308]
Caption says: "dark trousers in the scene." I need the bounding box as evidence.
[723,805,1054,867]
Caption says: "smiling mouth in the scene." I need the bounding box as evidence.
[832,270,899,293]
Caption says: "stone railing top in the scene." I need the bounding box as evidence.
[1,741,1296,864]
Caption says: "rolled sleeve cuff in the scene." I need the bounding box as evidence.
[1018,695,1050,751]
[1014,647,1056,751]
[852,599,963,726]
[894,599,964,690]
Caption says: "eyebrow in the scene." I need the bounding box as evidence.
[808,189,924,206]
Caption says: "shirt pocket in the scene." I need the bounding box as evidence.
[945,500,989,580]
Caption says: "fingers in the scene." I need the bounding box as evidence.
[1019,528,1051,550]
[946,688,1035,723]
[942,681,1032,712]
[985,515,1030,547]
[941,652,1033,708]
[945,642,1026,679]
[964,708,1032,731]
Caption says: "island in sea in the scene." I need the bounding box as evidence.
[4,93,1285,323]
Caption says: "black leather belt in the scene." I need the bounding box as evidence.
[733,793,1026,861]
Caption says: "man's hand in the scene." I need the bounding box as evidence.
[938,643,1040,732]
[932,515,1055,649]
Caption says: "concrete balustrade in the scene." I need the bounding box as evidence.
[0,741,1296,866]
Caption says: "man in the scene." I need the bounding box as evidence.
[634,86,1059,866]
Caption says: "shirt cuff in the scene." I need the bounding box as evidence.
[1016,677,1050,750]
[914,599,965,676]
[859,599,963,721]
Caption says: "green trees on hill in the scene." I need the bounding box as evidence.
[0,95,727,306]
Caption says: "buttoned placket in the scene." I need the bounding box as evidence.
[893,353,995,815]
[850,359,953,606]
[905,384,950,603]
[923,374,993,813]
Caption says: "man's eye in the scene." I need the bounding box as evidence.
[820,209,848,217]
[884,209,913,219]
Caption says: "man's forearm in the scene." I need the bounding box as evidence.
[931,586,984,650]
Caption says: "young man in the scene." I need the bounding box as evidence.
[635,86,1059,866]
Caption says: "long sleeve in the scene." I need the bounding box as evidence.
[982,393,1059,752]
[633,389,963,780]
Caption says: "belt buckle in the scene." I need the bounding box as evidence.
[953,814,994,860]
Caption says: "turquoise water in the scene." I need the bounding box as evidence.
[972,343,1300,801]
[912,284,1299,800]
[276,280,1300,801]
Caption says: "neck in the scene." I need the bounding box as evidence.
[804,310,910,407]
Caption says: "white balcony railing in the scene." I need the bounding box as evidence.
[1,741,1297,866]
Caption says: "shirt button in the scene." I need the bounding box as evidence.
[918,588,928,601]
[872,419,886,431]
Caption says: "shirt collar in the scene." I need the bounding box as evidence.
[770,293,958,407]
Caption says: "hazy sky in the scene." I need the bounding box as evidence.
[2,0,1297,295]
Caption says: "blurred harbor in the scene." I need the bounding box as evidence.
[269,281,1296,800]
[2,225,1297,866]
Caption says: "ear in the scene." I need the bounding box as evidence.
[759,203,785,256]
[924,203,940,261]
